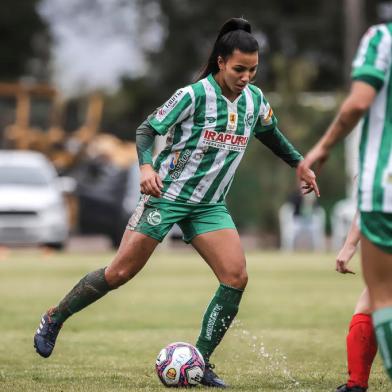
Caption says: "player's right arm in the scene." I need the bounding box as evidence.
[136,118,163,198]
[136,86,194,198]
[336,210,361,274]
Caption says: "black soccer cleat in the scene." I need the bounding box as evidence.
[34,309,62,358]
[200,362,227,388]
[335,384,367,392]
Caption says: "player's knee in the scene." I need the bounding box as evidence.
[225,269,248,289]
[106,268,133,289]
[239,270,248,289]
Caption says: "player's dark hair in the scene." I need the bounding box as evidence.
[197,18,259,80]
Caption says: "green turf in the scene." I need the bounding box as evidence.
[0,247,389,391]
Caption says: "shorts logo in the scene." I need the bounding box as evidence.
[244,112,254,128]
[147,209,162,226]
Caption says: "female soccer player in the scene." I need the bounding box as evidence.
[335,211,377,392]
[34,18,317,388]
[297,22,392,385]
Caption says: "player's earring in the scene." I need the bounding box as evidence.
[217,56,225,70]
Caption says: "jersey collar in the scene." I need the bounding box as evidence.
[207,73,245,105]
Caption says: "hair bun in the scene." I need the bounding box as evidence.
[217,18,252,41]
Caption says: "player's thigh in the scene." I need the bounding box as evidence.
[105,229,159,287]
[354,287,372,315]
[361,234,392,310]
[191,228,247,289]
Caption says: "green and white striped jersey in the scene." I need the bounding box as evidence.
[148,74,277,204]
[352,23,392,212]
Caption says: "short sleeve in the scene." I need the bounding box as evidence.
[351,24,392,90]
[148,87,194,135]
[253,95,278,135]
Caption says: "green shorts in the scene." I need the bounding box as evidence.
[360,211,392,253]
[126,195,236,243]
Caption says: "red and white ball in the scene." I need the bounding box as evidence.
[155,342,205,387]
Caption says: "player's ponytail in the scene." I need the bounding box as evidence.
[197,18,259,80]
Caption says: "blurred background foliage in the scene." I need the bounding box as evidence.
[0,0,388,237]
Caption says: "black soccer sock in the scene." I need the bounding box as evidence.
[196,283,243,361]
[50,268,112,324]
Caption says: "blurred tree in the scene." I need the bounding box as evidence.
[0,0,385,236]
[0,0,49,81]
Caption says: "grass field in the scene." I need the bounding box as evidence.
[0,247,389,392]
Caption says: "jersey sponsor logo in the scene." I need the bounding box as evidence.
[155,89,185,121]
[169,152,180,170]
[244,112,254,128]
[147,209,162,226]
[169,149,192,179]
[383,169,392,186]
[202,129,248,152]
[227,112,238,131]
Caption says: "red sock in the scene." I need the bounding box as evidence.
[346,313,377,388]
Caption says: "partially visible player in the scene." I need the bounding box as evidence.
[335,211,377,392]
[297,22,392,382]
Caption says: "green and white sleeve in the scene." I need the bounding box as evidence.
[253,95,302,167]
[148,86,194,135]
[351,24,392,91]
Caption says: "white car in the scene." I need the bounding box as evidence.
[0,151,71,249]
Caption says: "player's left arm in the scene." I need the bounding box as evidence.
[253,95,303,167]
[253,100,319,195]
[255,126,302,168]
[336,210,361,274]
[255,127,319,196]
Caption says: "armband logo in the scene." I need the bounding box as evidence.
[261,107,273,126]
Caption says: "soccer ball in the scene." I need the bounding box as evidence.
[155,342,205,387]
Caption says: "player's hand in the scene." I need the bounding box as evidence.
[297,167,320,197]
[297,144,330,177]
[335,244,357,274]
[140,164,163,198]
